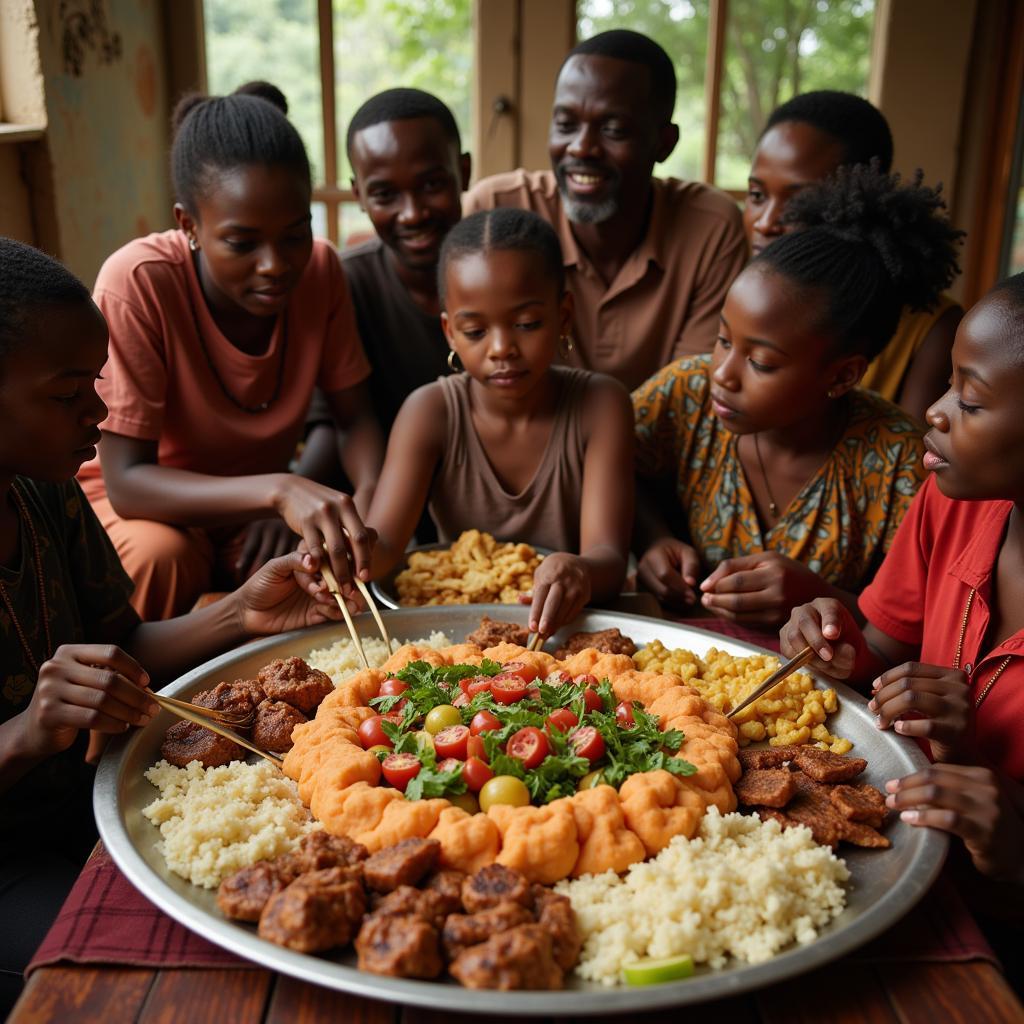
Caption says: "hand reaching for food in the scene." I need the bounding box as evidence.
[233,550,345,636]
[780,598,866,678]
[520,552,591,638]
[236,518,299,580]
[637,537,701,605]
[699,551,827,626]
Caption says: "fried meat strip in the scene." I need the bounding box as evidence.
[449,924,564,990]
[160,720,242,769]
[465,616,529,649]
[257,657,334,714]
[792,747,867,783]
[217,861,289,922]
[258,868,366,953]
[734,768,797,808]
[441,901,534,961]
[738,746,800,771]
[251,699,307,753]
[461,864,532,913]
[829,783,887,829]
[355,913,443,978]
[363,837,441,892]
[554,627,636,660]
[531,886,582,972]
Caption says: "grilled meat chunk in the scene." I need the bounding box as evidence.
[355,913,443,978]
[422,869,466,916]
[217,861,289,922]
[829,783,887,829]
[441,901,534,961]
[251,699,307,753]
[735,768,797,808]
[531,886,582,972]
[449,924,563,990]
[461,864,532,913]
[289,830,368,876]
[792,747,867,784]
[363,837,441,893]
[257,868,365,953]
[554,627,636,660]
[257,657,333,714]
[465,616,529,649]
[371,885,449,928]
[738,746,800,771]
[160,720,242,769]
[192,679,264,720]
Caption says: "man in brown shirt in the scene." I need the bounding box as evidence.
[464,30,746,390]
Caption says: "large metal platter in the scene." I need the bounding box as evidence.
[369,543,554,610]
[95,606,946,1016]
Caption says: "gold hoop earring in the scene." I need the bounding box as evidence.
[447,349,462,373]
[559,333,575,358]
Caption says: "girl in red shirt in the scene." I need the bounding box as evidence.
[781,275,1024,909]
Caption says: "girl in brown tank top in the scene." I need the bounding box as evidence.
[365,209,634,639]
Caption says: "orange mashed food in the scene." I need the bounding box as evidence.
[283,641,740,883]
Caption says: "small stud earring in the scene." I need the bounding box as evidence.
[188,235,199,252]
[559,333,575,358]
[826,389,836,399]
[447,349,462,373]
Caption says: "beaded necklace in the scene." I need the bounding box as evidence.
[0,482,52,675]
[952,588,1013,709]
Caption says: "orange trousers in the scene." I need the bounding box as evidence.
[89,495,248,621]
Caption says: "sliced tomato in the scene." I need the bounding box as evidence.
[434,724,470,759]
[378,678,408,697]
[579,685,603,714]
[571,726,606,762]
[545,707,579,734]
[490,673,529,704]
[575,673,599,686]
[462,756,494,792]
[453,692,470,708]
[436,757,463,774]
[502,661,540,684]
[507,726,549,770]
[545,670,573,685]
[466,735,487,761]
[615,701,636,728]
[466,676,494,698]
[470,710,501,735]
[357,713,402,750]
[381,753,421,791]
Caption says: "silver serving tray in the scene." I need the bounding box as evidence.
[369,543,553,610]
[95,606,946,1015]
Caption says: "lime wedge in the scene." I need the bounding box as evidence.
[622,954,695,986]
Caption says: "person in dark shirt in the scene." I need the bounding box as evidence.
[0,238,347,1012]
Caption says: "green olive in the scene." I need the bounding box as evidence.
[412,730,435,754]
[479,775,531,812]
[424,704,461,734]
[578,769,605,790]
[448,791,481,814]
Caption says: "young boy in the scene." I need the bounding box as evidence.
[0,238,343,1010]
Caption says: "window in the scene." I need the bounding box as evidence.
[577,0,876,193]
[204,0,472,246]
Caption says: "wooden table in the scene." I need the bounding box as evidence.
[11,960,1024,1023]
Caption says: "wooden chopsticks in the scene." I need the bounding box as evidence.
[150,692,282,769]
[319,555,391,672]
[726,646,815,719]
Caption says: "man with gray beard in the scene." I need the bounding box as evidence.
[465,30,746,391]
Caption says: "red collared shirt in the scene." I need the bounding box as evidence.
[859,476,1024,781]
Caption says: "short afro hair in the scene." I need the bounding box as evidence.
[346,88,462,160]
[763,90,894,173]
[754,163,963,362]
[565,29,676,124]
[438,208,565,303]
[990,271,1024,360]
[170,80,311,213]
[0,237,92,361]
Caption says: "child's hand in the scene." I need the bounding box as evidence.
[886,765,1024,883]
[780,598,864,678]
[233,550,345,636]
[700,552,825,626]
[638,538,702,605]
[19,645,157,761]
[869,663,973,762]
[235,519,298,580]
[524,553,591,638]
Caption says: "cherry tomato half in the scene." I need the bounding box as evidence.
[465,676,494,698]
[507,726,549,770]
[579,685,603,714]
[462,756,494,792]
[470,710,501,735]
[453,692,470,708]
[436,757,463,774]
[490,673,529,704]
[545,670,572,685]
[615,701,636,728]
[434,724,470,759]
[502,661,540,684]
[571,726,606,762]
[378,678,408,697]
[381,752,421,791]
[466,735,487,761]
[545,708,579,734]
[357,713,402,750]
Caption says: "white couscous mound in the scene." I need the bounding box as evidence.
[143,759,318,889]
[305,630,449,687]
[555,808,850,986]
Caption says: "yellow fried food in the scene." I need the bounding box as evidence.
[569,784,646,877]
[394,530,544,606]
[489,799,580,884]
[634,642,851,753]
[619,770,706,856]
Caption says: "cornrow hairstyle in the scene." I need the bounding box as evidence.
[170,81,310,213]
[566,29,676,124]
[438,208,565,303]
[754,163,964,363]
[764,90,894,173]
[346,87,461,159]
[0,237,92,361]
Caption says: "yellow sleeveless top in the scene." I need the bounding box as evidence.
[860,295,959,402]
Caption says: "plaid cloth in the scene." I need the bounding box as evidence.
[26,616,995,975]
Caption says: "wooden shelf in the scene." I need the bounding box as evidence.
[0,123,46,144]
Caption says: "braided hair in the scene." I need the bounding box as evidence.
[170,80,310,213]
[753,164,964,362]
[0,237,91,362]
[438,209,565,303]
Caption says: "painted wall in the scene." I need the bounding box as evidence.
[32,0,173,284]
